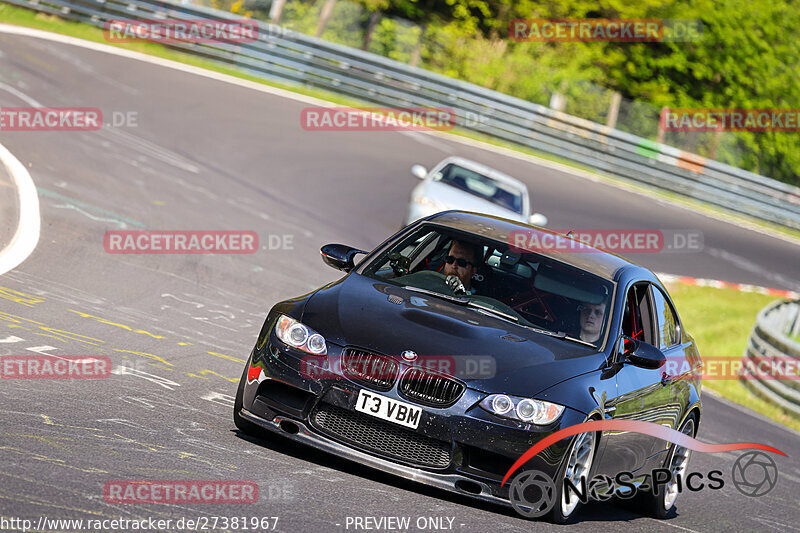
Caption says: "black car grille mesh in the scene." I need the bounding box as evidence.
[399,368,465,407]
[342,348,399,391]
[312,403,451,468]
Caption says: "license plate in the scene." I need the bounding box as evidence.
[355,389,422,429]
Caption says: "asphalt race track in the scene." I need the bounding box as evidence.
[0,27,799,533]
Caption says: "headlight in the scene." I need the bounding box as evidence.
[491,394,514,415]
[480,394,564,425]
[414,196,447,211]
[274,315,327,355]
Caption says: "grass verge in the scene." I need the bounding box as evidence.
[668,283,800,432]
[2,2,799,430]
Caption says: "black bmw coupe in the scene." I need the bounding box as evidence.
[234,211,702,522]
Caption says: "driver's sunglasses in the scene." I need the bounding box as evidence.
[444,255,473,268]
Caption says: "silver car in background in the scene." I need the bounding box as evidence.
[405,156,548,226]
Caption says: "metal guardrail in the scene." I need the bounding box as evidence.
[741,300,800,416]
[5,0,800,229]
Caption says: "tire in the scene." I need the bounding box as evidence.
[547,425,600,524]
[233,358,267,438]
[639,412,698,518]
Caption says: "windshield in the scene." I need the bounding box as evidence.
[361,225,614,349]
[434,164,524,214]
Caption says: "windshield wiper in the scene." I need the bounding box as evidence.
[402,286,469,304]
[518,324,565,337]
[555,334,597,348]
[513,324,598,348]
[403,289,524,324]
[466,301,519,322]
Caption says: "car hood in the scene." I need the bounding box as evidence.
[301,274,606,398]
[421,181,526,221]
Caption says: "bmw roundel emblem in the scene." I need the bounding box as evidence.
[401,350,417,362]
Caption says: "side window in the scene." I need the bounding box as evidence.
[650,285,680,348]
[621,282,657,346]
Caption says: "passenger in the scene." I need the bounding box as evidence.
[578,301,606,343]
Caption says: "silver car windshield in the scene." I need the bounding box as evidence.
[434,164,524,214]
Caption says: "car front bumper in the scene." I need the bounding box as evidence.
[238,408,512,506]
[238,336,586,506]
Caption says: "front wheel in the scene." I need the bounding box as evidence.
[548,427,599,524]
[640,413,697,518]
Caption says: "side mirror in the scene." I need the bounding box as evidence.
[411,164,428,180]
[320,244,367,272]
[528,213,548,226]
[618,336,665,370]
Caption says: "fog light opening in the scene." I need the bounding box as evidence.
[455,479,482,495]
[279,420,300,434]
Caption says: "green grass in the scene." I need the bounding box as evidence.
[3,2,799,430]
[4,3,800,245]
[668,283,800,431]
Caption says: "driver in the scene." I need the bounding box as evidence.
[442,240,481,294]
[578,301,606,343]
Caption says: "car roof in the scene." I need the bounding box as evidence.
[423,211,639,280]
[437,156,528,192]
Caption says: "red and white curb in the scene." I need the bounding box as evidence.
[657,272,800,300]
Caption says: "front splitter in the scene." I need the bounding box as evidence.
[238,408,512,508]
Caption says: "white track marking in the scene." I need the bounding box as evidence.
[111,364,181,390]
[99,127,200,173]
[0,81,44,106]
[646,520,702,533]
[200,391,236,407]
[0,142,41,275]
[706,247,800,290]
[399,130,453,152]
[25,345,57,354]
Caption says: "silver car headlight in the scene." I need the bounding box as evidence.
[414,196,447,211]
[274,315,327,355]
[480,394,564,425]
